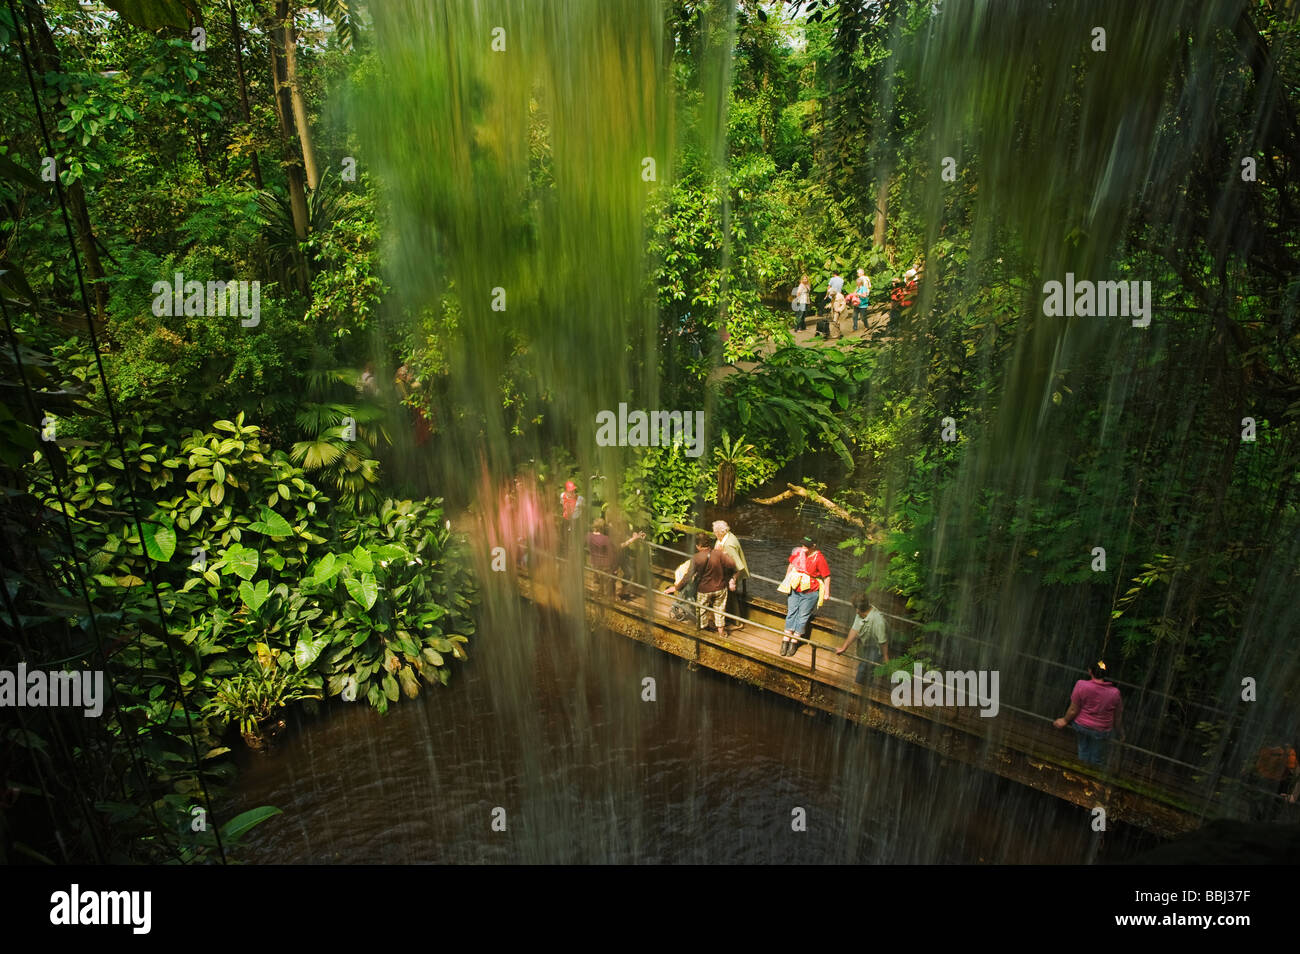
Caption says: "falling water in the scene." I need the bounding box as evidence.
[227,0,1300,863]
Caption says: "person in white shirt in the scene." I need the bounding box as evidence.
[790,275,811,331]
[712,520,749,629]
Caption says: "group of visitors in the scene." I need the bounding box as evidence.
[553,494,1295,805]
[664,521,750,635]
[790,265,920,340]
[557,497,1234,790]
[659,530,888,676]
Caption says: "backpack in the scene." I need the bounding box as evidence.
[668,559,699,621]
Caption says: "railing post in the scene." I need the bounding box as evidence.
[810,643,817,674]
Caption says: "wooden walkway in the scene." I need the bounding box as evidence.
[711,302,892,381]
[512,555,1264,838]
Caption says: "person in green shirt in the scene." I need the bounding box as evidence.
[836,593,888,684]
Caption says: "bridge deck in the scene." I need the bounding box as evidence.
[512,558,1248,838]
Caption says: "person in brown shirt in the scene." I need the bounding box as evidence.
[586,518,645,600]
[668,532,737,635]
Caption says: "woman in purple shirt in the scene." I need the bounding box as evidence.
[1053,660,1124,767]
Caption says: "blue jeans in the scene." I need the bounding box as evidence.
[1071,723,1112,766]
[784,589,819,634]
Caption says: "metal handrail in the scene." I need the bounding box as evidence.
[646,541,1229,720]
[547,548,843,674]
[540,546,1211,777]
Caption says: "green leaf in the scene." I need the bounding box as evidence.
[372,543,406,563]
[219,806,283,843]
[141,519,177,562]
[239,579,270,612]
[247,507,293,537]
[312,552,340,582]
[345,573,379,610]
[293,634,331,669]
[101,0,191,30]
[224,544,259,581]
[382,673,399,702]
[350,545,373,573]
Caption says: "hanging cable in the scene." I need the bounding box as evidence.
[0,544,109,863]
[6,0,226,863]
[1,292,175,861]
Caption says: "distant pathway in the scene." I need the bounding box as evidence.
[713,302,893,380]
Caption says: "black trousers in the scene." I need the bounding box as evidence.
[725,576,748,622]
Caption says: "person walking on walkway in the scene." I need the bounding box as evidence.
[678,532,737,637]
[586,518,644,600]
[713,520,749,630]
[826,270,845,299]
[852,269,871,332]
[560,479,584,550]
[790,275,810,332]
[1053,660,1124,767]
[1242,738,1299,819]
[778,537,829,657]
[828,288,848,339]
[836,593,889,682]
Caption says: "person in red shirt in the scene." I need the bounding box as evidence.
[1053,660,1124,767]
[779,537,829,657]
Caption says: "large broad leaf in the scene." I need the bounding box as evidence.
[141,519,177,562]
[247,507,293,537]
[312,552,340,582]
[350,545,373,573]
[102,0,191,30]
[224,544,259,581]
[372,543,406,563]
[219,806,283,843]
[293,634,331,669]
[238,579,270,613]
[345,572,379,610]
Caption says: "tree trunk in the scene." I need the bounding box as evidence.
[21,0,107,322]
[717,462,737,508]
[752,482,866,528]
[281,1,321,191]
[260,0,311,292]
[229,0,264,189]
[872,174,890,250]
